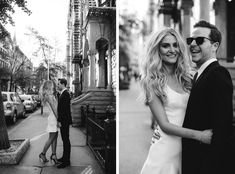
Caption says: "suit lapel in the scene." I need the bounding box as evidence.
[59,89,66,99]
[192,61,219,89]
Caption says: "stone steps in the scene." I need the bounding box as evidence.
[71,90,115,126]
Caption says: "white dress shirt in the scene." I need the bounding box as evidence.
[196,58,217,80]
[60,88,67,95]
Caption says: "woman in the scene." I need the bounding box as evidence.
[39,80,59,164]
[140,28,212,174]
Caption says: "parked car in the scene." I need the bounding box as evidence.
[1,91,26,124]
[32,94,41,107]
[19,94,37,112]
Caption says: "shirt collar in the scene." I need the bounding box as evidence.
[60,88,67,95]
[196,58,217,80]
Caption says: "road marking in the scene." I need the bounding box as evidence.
[81,165,93,174]
[30,132,47,142]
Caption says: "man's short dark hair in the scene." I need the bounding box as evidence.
[58,78,67,87]
[194,20,222,46]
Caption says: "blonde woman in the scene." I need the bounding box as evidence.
[39,80,59,164]
[140,28,212,174]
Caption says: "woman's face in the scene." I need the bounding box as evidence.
[45,82,54,94]
[159,34,180,65]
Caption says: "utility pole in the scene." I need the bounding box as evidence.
[47,58,49,80]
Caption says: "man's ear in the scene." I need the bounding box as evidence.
[213,42,220,52]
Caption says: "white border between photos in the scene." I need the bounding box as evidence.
[116,1,119,173]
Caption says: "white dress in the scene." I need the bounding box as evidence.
[46,102,58,132]
[141,85,189,174]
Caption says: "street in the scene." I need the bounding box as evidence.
[119,79,153,174]
[6,109,38,134]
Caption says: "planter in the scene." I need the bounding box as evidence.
[0,139,30,165]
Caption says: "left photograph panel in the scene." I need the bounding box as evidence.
[0,0,116,174]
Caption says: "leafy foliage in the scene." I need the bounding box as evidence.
[0,0,31,25]
[119,14,140,67]
[33,62,66,90]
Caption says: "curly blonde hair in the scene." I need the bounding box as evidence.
[39,80,56,105]
[140,28,192,103]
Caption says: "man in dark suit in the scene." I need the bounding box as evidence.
[182,20,235,174]
[57,78,72,168]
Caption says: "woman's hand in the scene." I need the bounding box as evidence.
[57,122,61,128]
[44,93,50,101]
[199,129,213,144]
[151,128,161,144]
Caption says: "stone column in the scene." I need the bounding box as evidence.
[214,0,227,60]
[82,58,89,91]
[73,63,80,96]
[107,46,112,90]
[98,49,106,88]
[87,49,97,89]
[200,0,210,21]
[181,0,194,39]
[158,0,173,27]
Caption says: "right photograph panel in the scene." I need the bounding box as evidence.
[119,0,235,174]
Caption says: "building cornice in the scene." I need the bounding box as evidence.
[87,7,116,20]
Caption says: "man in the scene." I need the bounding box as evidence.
[57,78,72,168]
[182,20,235,174]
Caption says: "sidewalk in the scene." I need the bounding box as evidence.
[119,79,153,174]
[0,105,104,174]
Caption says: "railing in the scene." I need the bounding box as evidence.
[85,105,116,174]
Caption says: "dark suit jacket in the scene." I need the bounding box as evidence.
[182,61,235,174]
[57,89,72,125]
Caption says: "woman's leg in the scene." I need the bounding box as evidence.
[51,131,58,154]
[42,132,57,154]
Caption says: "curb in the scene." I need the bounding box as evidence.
[0,139,30,165]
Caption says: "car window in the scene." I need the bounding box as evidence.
[10,94,14,102]
[15,94,22,102]
[2,94,7,102]
[20,95,31,101]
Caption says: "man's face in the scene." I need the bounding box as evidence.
[188,27,214,67]
[57,81,62,91]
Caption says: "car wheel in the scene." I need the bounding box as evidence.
[12,112,17,124]
[22,108,26,118]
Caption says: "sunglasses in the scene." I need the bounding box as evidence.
[186,37,212,45]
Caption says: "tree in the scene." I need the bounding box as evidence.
[8,44,32,91]
[0,86,10,149]
[25,27,54,80]
[34,62,66,88]
[119,14,138,87]
[14,67,33,93]
[25,27,65,83]
[0,0,31,26]
[0,0,31,150]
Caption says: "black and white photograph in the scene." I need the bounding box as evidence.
[2,0,235,174]
[119,0,235,174]
[0,0,116,174]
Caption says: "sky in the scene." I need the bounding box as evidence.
[5,0,69,67]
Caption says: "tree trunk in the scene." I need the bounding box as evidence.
[9,76,13,92]
[0,85,10,150]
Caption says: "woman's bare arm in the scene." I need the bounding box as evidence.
[149,94,212,144]
[46,94,58,119]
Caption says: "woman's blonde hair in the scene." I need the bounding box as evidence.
[140,27,192,103]
[39,80,56,105]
